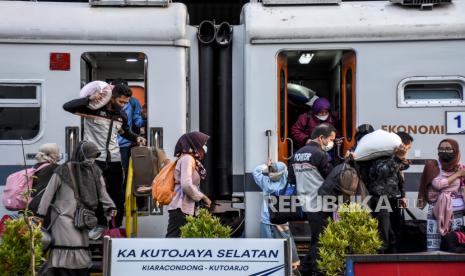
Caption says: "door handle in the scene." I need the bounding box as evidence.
[150,127,163,148]
[284,137,294,160]
[65,127,79,161]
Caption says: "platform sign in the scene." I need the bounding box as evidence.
[104,238,290,276]
[446,111,465,134]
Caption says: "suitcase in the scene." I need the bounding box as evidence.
[130,146,169,197]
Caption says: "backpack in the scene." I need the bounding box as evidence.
[151,159,178,205]
[2,163,50,211]
[319,160,367,200]
[131,146,169,196]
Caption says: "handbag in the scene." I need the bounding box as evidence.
[268,183,304,225]
[102,215,126,238]
[397,208,427,253]
[67,164,98,230]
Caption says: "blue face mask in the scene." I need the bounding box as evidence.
[202,145,208,154]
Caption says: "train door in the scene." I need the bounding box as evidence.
[277,53,289,163]
[341,52,356,153]
[278,50,356,159]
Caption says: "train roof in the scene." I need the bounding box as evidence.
[0,1,188,46]
[241,1,465,44]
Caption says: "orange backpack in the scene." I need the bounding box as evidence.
[152,159,178,205]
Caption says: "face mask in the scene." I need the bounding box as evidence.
[322,140,334,152]
[315,114,329,121]
[438,152,455,163]
[202,145,208,154]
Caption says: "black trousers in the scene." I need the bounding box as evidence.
[299,211,332,276]
[166,208,187,238]
[96,160,124,228]
[370,196,401,253]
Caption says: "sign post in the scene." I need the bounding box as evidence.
[103,238,291,276]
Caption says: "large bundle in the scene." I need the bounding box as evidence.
[354,130,401,161]
[287,83,318,106]
[80,80,112,110]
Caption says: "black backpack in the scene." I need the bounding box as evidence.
[318,159,367,200]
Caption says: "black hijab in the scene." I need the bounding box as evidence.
[55,141,102,210]
[174,131,209,179]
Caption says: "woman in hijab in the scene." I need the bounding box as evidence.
[166,131,211,238]
[418,139,465,251]
[37,141,116,276]
[291,97,338,149]
[28,143,61,214]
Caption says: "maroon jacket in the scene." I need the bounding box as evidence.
[291,111,337,149]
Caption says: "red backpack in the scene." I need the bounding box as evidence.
[2,163,49,211]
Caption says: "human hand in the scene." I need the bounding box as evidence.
[394,144,408,159]
[89,91,105,101]
[201,196,212,208]
[137,136,147,146]
[399,197,408,208]
[110,209,117,217]
[457,168,465,177]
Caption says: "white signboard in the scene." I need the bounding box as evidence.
[446,111,465,134]
[107,238,289,276]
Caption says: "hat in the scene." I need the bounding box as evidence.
[80,81,113,110]
[312,97,331,114]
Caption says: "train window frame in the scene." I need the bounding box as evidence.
[398,76,465,107]
[0,80,43,144]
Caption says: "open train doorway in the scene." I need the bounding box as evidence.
[277,50,357,162]
[80,52,148,138]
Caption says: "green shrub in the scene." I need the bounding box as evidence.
[0,216,43,276]
[180,209,232,238]
[317,203,382,276]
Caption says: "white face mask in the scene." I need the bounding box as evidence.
[202,145,208,154]
[315,114,329,121]
[322,141,334,152]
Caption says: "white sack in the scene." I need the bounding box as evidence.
[354,130,401,161]
[79,81,112,110]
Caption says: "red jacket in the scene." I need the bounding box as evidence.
[291,111,337,149]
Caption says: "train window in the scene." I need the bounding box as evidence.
[398,76,465,107]
[0,82,41,141]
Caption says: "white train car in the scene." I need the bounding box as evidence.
[0,1,196,237]
[240,0,465,237]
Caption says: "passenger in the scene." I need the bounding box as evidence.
[111,78,146,176]
[362,134,412,253]
[252,161,301,274]
[63,84,146,228]
[351,124,374,152]
[291,97,338,150]
[36,141,116,276]
[28,143,61,216]
[288,123,336,275]
[166,131,212,238]
[418,139,465,251]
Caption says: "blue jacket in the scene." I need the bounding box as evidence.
[252,162,288,224]
[118,97,146,148]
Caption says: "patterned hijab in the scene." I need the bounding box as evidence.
[174,131,210,179]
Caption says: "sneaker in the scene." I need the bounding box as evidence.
[88,225,106,240]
